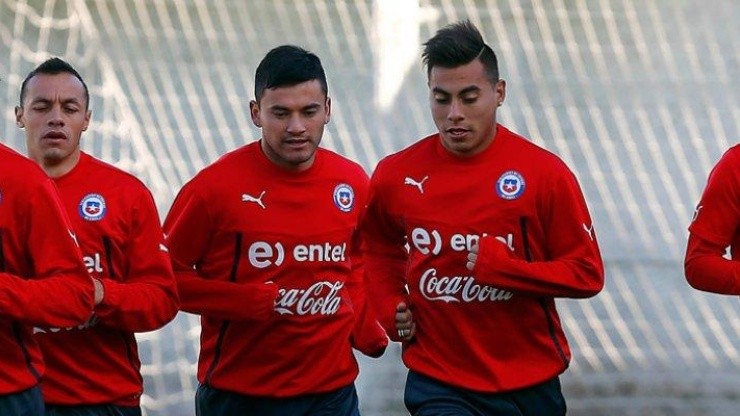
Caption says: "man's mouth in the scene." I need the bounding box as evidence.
[285,138,309,147]
[43,131,67,140]
[446,128,469,139]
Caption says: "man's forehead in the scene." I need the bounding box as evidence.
[261,82,326,108]
[26,73,85,97]
[429,60,489,85]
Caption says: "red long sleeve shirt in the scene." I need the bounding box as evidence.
[362,125,604,393]
[0,143,93,395]
[163,141,387,398]
[685,145,740,295]
[33,152,179,406]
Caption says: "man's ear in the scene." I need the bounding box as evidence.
[324,97,331,125]
[495,79,506,107]
[82,109,91,131]
[14,106,24,128]
[249,100,261,127]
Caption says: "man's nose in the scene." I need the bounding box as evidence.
[286,114,307,134]
[447,99,464,122]
[47,106,64,127]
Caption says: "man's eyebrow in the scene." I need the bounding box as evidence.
[431,85,481,95]
[268,102,322,111]
[30,97,83,105]
[459,86,481,95]
[431,87,449,94]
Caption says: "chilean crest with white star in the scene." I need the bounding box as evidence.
[333,184,354,212]
[496,171,526,200]
[79,193,107,221]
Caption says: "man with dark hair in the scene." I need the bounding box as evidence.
[0,143,93,416]
[362,20,604,415]
[19,58,89,114]
[684,146,740,295]
[15,57,179,416]
[163,45,387,416]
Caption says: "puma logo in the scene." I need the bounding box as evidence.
[242,191,266,209]
[404,176,429,194]
[68,230,79,246]
[692,205,702,222]
[583,223,594,241]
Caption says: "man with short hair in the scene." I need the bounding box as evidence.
[16,57,179,416]
[362,20,604,415]
[164,45,387,416]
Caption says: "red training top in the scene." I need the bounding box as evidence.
[0,143,93,395]
[685,144,740,295]
[362,125,604,393]
[164,141,387,398]
[34,152,179,406]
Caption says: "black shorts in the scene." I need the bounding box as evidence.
[404,371,566,416]
[45,403,141,416]
[195,383,360,416]
[0,386,44,416]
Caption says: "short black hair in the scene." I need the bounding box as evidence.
[422,20,499,84]
[254,45,328,102]
[19,57,90,109]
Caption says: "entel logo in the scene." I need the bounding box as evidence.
[248,241,347,268]
[411,227,514,255]
[83,253,104,273]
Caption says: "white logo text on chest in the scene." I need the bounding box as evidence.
[248,241,347,268]
[83,252,104,274]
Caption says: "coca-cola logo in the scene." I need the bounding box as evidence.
[275,281,344,315]
[34,314,100,334]
[419,268,513,303]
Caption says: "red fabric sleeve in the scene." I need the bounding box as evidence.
[361,171,410,342]
[473,169,604,298]
[684,234,740,295]
[95,188,179,331]
[684,147,740,295]
[163,182,278,321]
[688,147,740,246]
[0,179,94,326]
[346,227,388,357]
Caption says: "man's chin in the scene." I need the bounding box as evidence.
[285,152,317,170]
[441,139,472,154]
[40,150,71,166]
[42,153,63,163]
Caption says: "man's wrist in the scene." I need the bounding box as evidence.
[93,278,105,306]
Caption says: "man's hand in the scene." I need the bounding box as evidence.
[395,302,416,341]
[93,278,104,306]
[466,242,479,271]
